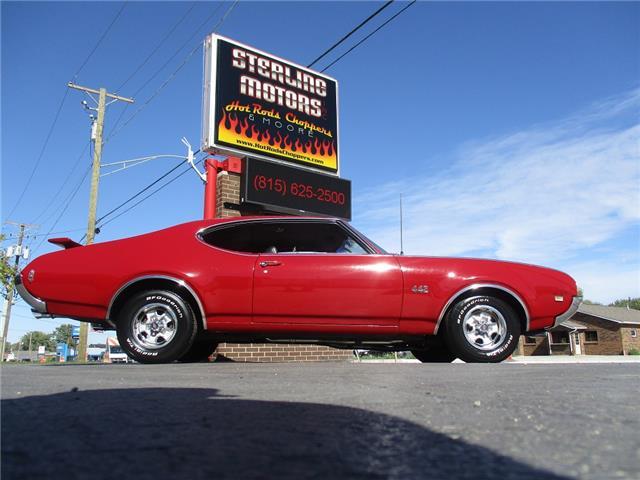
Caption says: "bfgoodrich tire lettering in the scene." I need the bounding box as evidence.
[444,295,521,363]
[116,290,197,364]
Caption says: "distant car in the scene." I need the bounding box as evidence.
[16,217,580,364]
[105,338,129,363]
[87,343,106,362]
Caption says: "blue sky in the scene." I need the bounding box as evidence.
[2,1,639,343]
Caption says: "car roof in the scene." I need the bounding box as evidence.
[189,215,342,229]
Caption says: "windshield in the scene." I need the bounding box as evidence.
[110,346,124,354]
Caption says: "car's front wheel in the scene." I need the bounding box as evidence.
[443,295,521,363]
[116,290,198,364]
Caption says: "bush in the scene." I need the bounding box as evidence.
[628,348,640,356]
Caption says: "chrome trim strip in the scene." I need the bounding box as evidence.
[106,275,207,330]
[434,283,530,334]
[15,274,48,314]
[195,218,341,256]
[336,220,378,255]
[547,296,582,330]
[196,218,377,256]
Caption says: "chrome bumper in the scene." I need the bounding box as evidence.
[15,274,48,314]
[548,296,582,329]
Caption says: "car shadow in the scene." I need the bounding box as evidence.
[2,388,568,480]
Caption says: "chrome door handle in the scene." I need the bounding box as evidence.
[260,260,282,268]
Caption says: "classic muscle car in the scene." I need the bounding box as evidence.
[16,217,581,363]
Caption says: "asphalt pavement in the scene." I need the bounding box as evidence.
[2,362,638,480]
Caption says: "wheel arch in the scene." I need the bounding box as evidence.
[434,283,529,335]
[107,275,207,331]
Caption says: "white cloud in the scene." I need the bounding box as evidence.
[354,89,640,302]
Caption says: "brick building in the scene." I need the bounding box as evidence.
[517,304,640,356]
[210,168,353,363]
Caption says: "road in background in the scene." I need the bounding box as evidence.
[2,363,638,479]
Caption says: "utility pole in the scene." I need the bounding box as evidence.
[0,223,31,361]
[67,83,134,361]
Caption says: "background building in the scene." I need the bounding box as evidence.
[517,304,640,356]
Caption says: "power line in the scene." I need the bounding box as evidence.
[32,164,92,255]
[131,2,226,98]
[321,0,416,73]
[105,43,204,143]
[72,1,128,80]
[107,0,239,143]
[30,2,238,247]
[31,141,90,224]
[99,159,203,229]
[115,2,197,92]
[7,1,127,221]
[307,0,394,68]
[96,157,193,224]
[92,1,413,231]
[23,228,86,239]
[5,89,70,221]
[106,1,231,141]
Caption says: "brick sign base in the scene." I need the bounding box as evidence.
[215,343,354,363]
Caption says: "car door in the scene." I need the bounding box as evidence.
[196,221,259,325]
[251,220,403,327]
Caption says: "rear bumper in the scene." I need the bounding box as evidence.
[15,274,48,315]
[547,296,582,329]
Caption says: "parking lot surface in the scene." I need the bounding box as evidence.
[2,362,638,480]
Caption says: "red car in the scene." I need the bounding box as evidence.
[16,217,581,364]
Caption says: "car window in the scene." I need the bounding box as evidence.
[200,223,256,253]
[201,221,370,254]
[335,236,368,254]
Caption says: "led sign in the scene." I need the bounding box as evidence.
[241,158,351,219]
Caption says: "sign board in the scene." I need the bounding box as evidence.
[56,343,68,362]
[72,326,80,339]
[37,345,45,355]
[202,35,339,174]
[241,158,351,220]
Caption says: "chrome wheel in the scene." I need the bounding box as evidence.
[462,305,507,351]
[131,303,178,350]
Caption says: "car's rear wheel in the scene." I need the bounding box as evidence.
[443,295,521,363]
[116,290,197,364]
[411,346,456,363]
[178,341,219,363]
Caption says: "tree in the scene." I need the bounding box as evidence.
[609,297,640,310]
[53,324,74,345]
[19,331,55,352]
[582,299,602,305]
[0,234,17,301]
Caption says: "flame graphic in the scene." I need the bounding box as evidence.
[218,111,337,169]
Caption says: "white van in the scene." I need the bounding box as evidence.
[106,337,130,363]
